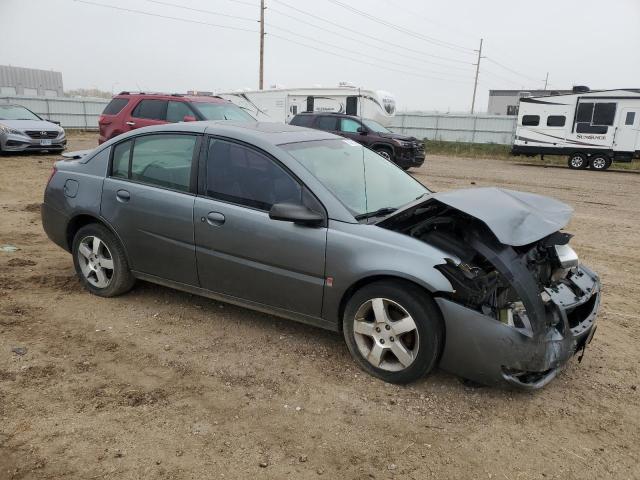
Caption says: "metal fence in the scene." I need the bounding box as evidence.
[1,96,519,143]
[0,95,108,129]
[389,112,517,145]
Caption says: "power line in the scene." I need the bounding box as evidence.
[269,32,475,85]
[141,0,257,22]
[326,0,475,54]
[268,6,474,72]
[72,0,259,32]
[267,24,473,80]
[485,57,542,84]
[270,0,473,65]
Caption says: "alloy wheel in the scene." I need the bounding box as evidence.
[376,150,392,160]
[570,155,585,168]
[76,235,114,288]
[353,298,419,372]
[591,157,607,170]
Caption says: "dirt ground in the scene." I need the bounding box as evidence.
[1,132,639,480]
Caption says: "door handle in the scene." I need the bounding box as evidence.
[116,189,131,202]
[126,121,136,126]
[204,211,225,226]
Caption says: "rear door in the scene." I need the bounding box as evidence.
[101,133,200,285]
[127,99,168,132]
[614,108,640,153]
[193,137,327,317]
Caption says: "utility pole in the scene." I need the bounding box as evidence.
[259,0,265,90]
[543,72,549,91]
[470,38,483,114]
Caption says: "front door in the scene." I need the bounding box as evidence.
[194,137,327,317]
[614,108,640,153]
[100,133,200,285]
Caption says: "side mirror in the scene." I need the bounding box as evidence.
[357,126,367,135]
[183,115,197,122]
[269,202,324,226]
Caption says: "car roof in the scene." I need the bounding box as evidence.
[101,121,339,146]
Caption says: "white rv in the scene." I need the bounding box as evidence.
[512,88,640,170]
[217,85,397,126]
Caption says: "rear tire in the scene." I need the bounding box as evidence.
[589,155,612,171]
[568,153,588,169]
[343,280,443,384]
[72,223,135,297]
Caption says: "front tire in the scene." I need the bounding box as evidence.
[589,155,612,171]
[72,223,135,297]
[568,153,588,169]
[343,280,443,384]
[374,147,393,162]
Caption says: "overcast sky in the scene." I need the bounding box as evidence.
[2,0,639,112]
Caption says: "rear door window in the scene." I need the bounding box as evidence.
[315,116,338,131]
[111,134,197,192]
[132,100,168,120]
[290,115,314,127]
[102,98,129,115]
[166,101,196,123]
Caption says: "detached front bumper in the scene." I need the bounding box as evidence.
[1,132,66,152]
[436,265,600,389]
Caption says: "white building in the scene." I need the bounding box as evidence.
[0,65,64,97]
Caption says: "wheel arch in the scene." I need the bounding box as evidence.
[371,142,394,155]
[65,214,131,264]
[336,274,446,333]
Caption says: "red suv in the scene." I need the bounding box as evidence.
[98,92,255,144]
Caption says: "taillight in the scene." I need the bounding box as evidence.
[46,166,57,187]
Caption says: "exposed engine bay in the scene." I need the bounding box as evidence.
[382,201,581,334]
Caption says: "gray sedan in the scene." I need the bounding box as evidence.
[41,121,600,389]
[0,104,66,153]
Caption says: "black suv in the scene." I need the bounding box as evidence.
[290,113,425,170]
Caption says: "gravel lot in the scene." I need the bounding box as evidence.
[1,133,639,479]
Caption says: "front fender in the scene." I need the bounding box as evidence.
[322,221,453,325]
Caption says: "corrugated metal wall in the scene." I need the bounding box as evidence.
[0,95,108,129]
[390,112,517,145]
[1,97,519,143]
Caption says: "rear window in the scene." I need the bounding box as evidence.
[102,98,129,116]
[290,115,314,127]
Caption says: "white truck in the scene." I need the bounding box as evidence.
[512,88,640,170]
[217,85,397,126]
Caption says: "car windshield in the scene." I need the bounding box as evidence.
[191,102,255,121]
[0,105,41,120]
[362,119,391,133]
[282,139,429,218]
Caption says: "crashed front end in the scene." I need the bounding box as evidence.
[379,188,600,389]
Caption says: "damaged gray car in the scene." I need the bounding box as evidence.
[41,122,600,389]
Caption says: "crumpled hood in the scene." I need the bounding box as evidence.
[381,187,574,247]
[433,187,573,246]
[0,119,63,132]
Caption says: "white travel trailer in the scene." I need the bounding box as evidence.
[512,88,640,170]
[217,85,397,125]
